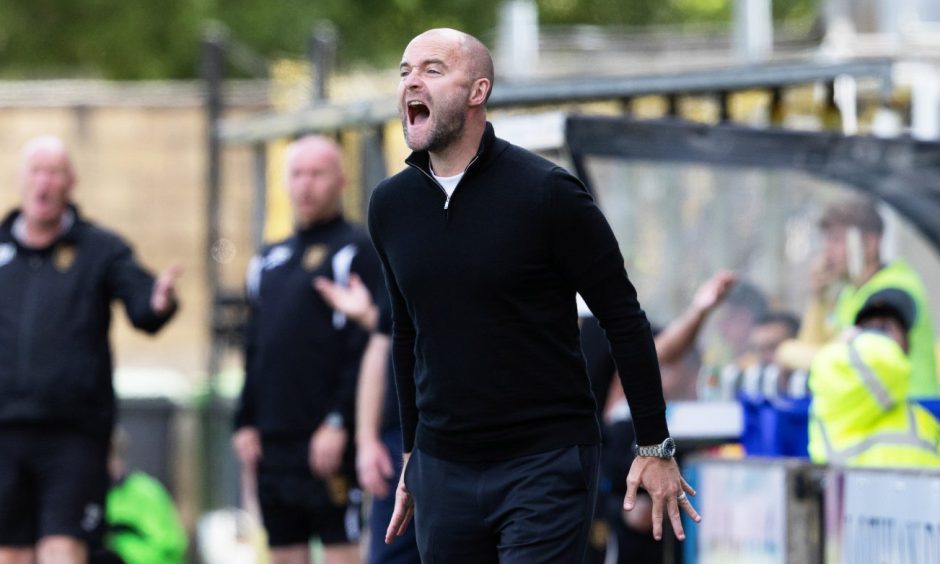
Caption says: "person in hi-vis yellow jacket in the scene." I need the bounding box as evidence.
[809,288,940,468]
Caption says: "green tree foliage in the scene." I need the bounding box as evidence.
[0,0,206,78]
[0,0,818,80]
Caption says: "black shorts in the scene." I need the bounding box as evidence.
[0,425,109,545]
[258,437,361,547]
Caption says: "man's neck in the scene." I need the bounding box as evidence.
[296,210,341,232]
[428,119,486,177]
[15,211,72,249]
[853,260,883,287]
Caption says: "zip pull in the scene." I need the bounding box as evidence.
[444,196,451,210]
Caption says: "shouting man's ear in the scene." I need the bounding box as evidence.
[469,78,491,107]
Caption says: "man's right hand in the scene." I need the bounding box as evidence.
[385,452,414,544]
[809,254,840,301]
[151,263,183,315]
[357,438,395,498]
[232,426,262,467]
[692,270,736,314]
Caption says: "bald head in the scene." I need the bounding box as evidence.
[398,28,495,159]
[21,135,74,179]
[19,135,76,229]
[284,135,346,228]
[285,135,344,175]
[411,28,494,102]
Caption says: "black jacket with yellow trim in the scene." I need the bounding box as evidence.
[0,206,174,437]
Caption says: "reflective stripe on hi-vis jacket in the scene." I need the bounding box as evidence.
[835,259,938,397]
[809,332,940,469]
[812,404,940,465]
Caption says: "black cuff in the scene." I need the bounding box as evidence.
[631,410,669,447]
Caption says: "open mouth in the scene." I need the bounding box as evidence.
[407,100,430,127]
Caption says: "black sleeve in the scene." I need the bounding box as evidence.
[323,245,383,425]
[355,234,389,315]
[233,257,261,430]
[548,169,668,446]
[580,315,617,418]
[233,303,260,430]
[369,192,419,453]
[106,241,175,334]
[377,300,393,337]
[326,323,369,427]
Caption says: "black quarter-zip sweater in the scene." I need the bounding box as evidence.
[369,123,668,462]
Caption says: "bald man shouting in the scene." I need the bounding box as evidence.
[368,29,700,563]
[0,136,179,564]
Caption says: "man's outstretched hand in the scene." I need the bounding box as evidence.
[151,263,183,315]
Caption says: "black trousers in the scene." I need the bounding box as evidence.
[405,444,600,564]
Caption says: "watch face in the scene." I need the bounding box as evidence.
[662,437,676,457]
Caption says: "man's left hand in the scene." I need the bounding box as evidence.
[313,273,378,331]
[151,264,183,315]
[624,456,701,541]
[309,424,347,478]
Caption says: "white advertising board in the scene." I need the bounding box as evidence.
[841,471,940,564]
[697,463,788,564]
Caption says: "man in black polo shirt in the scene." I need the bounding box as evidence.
[369,29,700,563]
[233,136,383,564]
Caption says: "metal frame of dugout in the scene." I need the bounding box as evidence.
[563,110,940,564]
[564,115,940,252]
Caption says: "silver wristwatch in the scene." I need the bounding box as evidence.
[636,437,677,459]
[324,412,344,429]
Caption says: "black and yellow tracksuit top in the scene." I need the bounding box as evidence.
[0,206,175,438]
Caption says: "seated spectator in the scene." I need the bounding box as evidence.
[597,270,738,410]
[808,289,940,468]
[735,310,803,398]
[750,311,800,368]
[713,280,769,367]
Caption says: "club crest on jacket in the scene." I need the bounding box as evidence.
[54,244,76,272]
[304,244,328,271]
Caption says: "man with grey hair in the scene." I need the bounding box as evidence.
[0,136,180,564]
[232,135,384,564]
[370,28,699,563]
